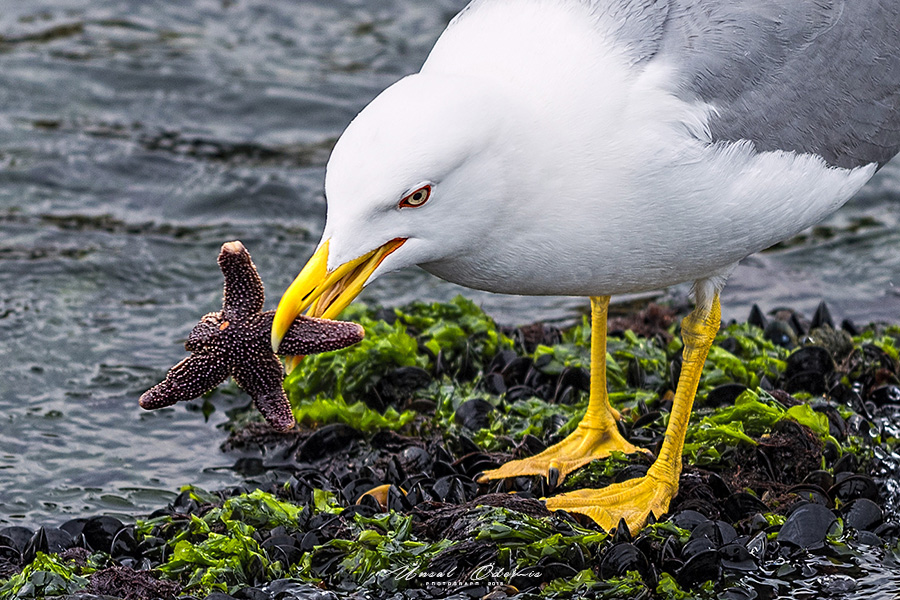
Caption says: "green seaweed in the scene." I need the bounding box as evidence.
[140,489,309,594]
[281,296,512,431]
[301,512,454,591]
[0,553,89,599]
[292,396,415,432]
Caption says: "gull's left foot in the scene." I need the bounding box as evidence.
[545,470,677,534]
[478,421,649,487]
[140,241,364,431]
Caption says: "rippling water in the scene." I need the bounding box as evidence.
[0,3,898,590]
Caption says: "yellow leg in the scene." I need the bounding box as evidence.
[545,294,721,534]
[479,296,648,487]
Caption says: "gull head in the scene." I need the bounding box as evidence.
[271,72,512,350]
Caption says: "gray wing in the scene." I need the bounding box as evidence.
[657,0,900,169]
[452,0,900,169]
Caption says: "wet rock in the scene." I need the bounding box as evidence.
[778,503,838,550]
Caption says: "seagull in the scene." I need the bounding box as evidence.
[271,0,900,532]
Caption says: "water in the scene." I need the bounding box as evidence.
[0,0,897,571]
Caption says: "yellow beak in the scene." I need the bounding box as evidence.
[271,238,406,363]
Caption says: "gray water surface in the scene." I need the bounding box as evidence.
[0,3,898,572]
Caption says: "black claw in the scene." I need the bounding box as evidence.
[548,466,560,489]
[614,518,632,542]
[140,241,364,430]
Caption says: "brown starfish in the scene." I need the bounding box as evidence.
[139,241,364,431]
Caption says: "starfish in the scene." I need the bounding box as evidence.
[140,241,364,431]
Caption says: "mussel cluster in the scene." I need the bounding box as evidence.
[3,301,900,599]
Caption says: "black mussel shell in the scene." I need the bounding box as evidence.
[262,534,302,565]
[681,537,716,560]
[802,470,834,491]
[0,527,32,554]
[705,384,748,408]
[110,526,140,559]
[537,561,580,583]
[787,484,832,507]
[842,498,884,532]
[764,321,796,349]
[778,503,838,550]
[432,475,477,504]
[723,492,768,522]
[874,522,900,540]
[828,474,879,503]
[501,356,533,386]
[870,385,900,406]
[748,305,767,330]
[784,346,835,394]
[341,478,382,505]
[745,531,767,560]
[372,366,432,406]
[482,372,507,395]
[676,549,720,589]
[810,302,835,330]
[812,404,847,440]
[631,411,663,430]
[298,424,362,461]
[82,516,124,553]
[455,398,495,431]
[832,452,858,474]
[600,542,652,582]
[691,520,737,547]
[719,542,756,572]
[614,464,648,484]
[670,510,708,531]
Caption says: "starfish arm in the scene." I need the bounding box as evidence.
[139,352,230,409]
[232,355,296,431]
[219,241,266,318]
[265,312,365,355]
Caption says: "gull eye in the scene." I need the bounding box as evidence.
[399,185,431,208]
